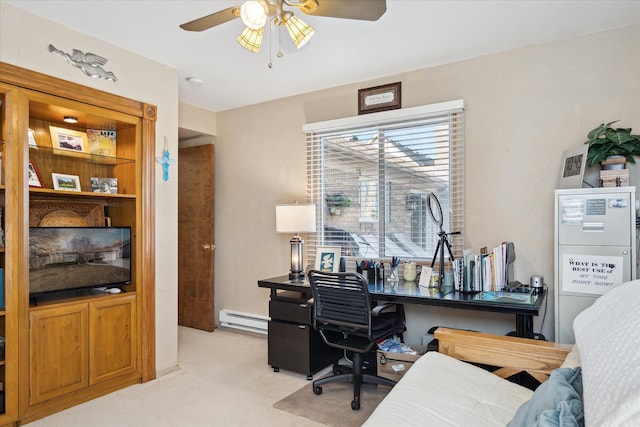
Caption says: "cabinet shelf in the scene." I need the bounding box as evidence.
[29,187,136,199]
[29,146,135,165]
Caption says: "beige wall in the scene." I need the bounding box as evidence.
[179,102,217,136]
[0,3,180,375]
[216,25,640,343]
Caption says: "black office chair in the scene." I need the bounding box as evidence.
[308,270,402,410]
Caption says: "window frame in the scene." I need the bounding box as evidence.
[303,99,465,264]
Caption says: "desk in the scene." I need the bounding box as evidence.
[258,275,545,339]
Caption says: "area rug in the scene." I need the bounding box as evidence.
[273,381,389,426]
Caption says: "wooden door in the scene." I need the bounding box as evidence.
[29,304,89,405]
[178,144,215,331]
[89,295,137,385]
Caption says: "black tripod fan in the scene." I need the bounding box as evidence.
[427,193,459,287]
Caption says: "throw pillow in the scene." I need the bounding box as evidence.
[573,279,640,426]
[507,367,584,427]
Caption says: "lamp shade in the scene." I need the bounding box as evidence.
[276,204,316,233]
[237,27,264,53]
[284,13,315,49]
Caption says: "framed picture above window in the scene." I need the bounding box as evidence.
[358,82,401,115]
[314,246,341,273]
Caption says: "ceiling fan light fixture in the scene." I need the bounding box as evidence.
[283,12,315,49]
[240,0,268,29]
[237,26,264,53]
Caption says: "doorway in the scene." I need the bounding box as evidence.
[178,143,215,331]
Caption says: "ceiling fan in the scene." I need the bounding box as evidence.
[180,0,387,56]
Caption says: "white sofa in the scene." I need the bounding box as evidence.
[364,280,640,426]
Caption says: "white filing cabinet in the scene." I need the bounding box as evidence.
[554,187,636,344]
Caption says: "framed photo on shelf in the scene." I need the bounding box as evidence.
[28,128,38,147]
[51,173,81,192]
[49,126,89,158]
[90,177,118,193]
[558,145,588,189]
[314,246,342,273]
[87,129,117,159]
[28,160,43,187]
[358,82,401,115]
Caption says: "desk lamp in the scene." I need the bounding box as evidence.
[276,204,316,281]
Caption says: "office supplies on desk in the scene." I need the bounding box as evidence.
[403,261,417,282]
[418,266,433,288]
[480,290,531,303]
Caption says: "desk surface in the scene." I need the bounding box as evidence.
[258,275,544,316]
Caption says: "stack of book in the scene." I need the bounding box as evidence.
[452,242,515,293]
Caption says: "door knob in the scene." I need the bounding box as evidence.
[202,243,215,251]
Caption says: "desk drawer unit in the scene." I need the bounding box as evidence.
[267,296,340,379]
[269,300,312,324]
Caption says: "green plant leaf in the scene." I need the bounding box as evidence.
[606,128,632,143]
[584,121,640,167]
[587,123,608,140]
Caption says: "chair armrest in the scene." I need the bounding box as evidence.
[435,327,573,383]
[371,303,395,316]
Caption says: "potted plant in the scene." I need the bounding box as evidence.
[584,121,640,169]
[325,193,352,215]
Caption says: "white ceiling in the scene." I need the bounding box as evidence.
[4,1,640,112]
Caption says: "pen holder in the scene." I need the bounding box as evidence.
[367,267,379,284]
[389,268,399,281]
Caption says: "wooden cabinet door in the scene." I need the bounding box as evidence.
[29,303,89,405]
[89,295,137,384]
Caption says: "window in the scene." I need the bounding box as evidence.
[304,100,464,263]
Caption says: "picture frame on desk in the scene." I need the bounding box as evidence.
[314,246,341,273]
[558,145,588,189]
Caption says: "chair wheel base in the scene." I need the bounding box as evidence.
[313,385,323,395]
[351,399,360,410]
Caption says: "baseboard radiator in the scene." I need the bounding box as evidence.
[219,309,269,335]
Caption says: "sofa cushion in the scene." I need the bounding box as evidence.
[363,351,533,427]
[507,367,583,427]
[573,280,640,427]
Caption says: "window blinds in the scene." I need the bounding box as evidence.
[303,100,464,265]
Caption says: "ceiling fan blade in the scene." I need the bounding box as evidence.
[180,7,240,32]
[303,0,386,21]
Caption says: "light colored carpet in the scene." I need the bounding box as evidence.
[273,381,389,426]
[28,327,324,427]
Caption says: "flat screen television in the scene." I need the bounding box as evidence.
[29,226,131,296]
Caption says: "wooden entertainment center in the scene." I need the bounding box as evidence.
[0,63,156,425]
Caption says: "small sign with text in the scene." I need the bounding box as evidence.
[562,253,623,295]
